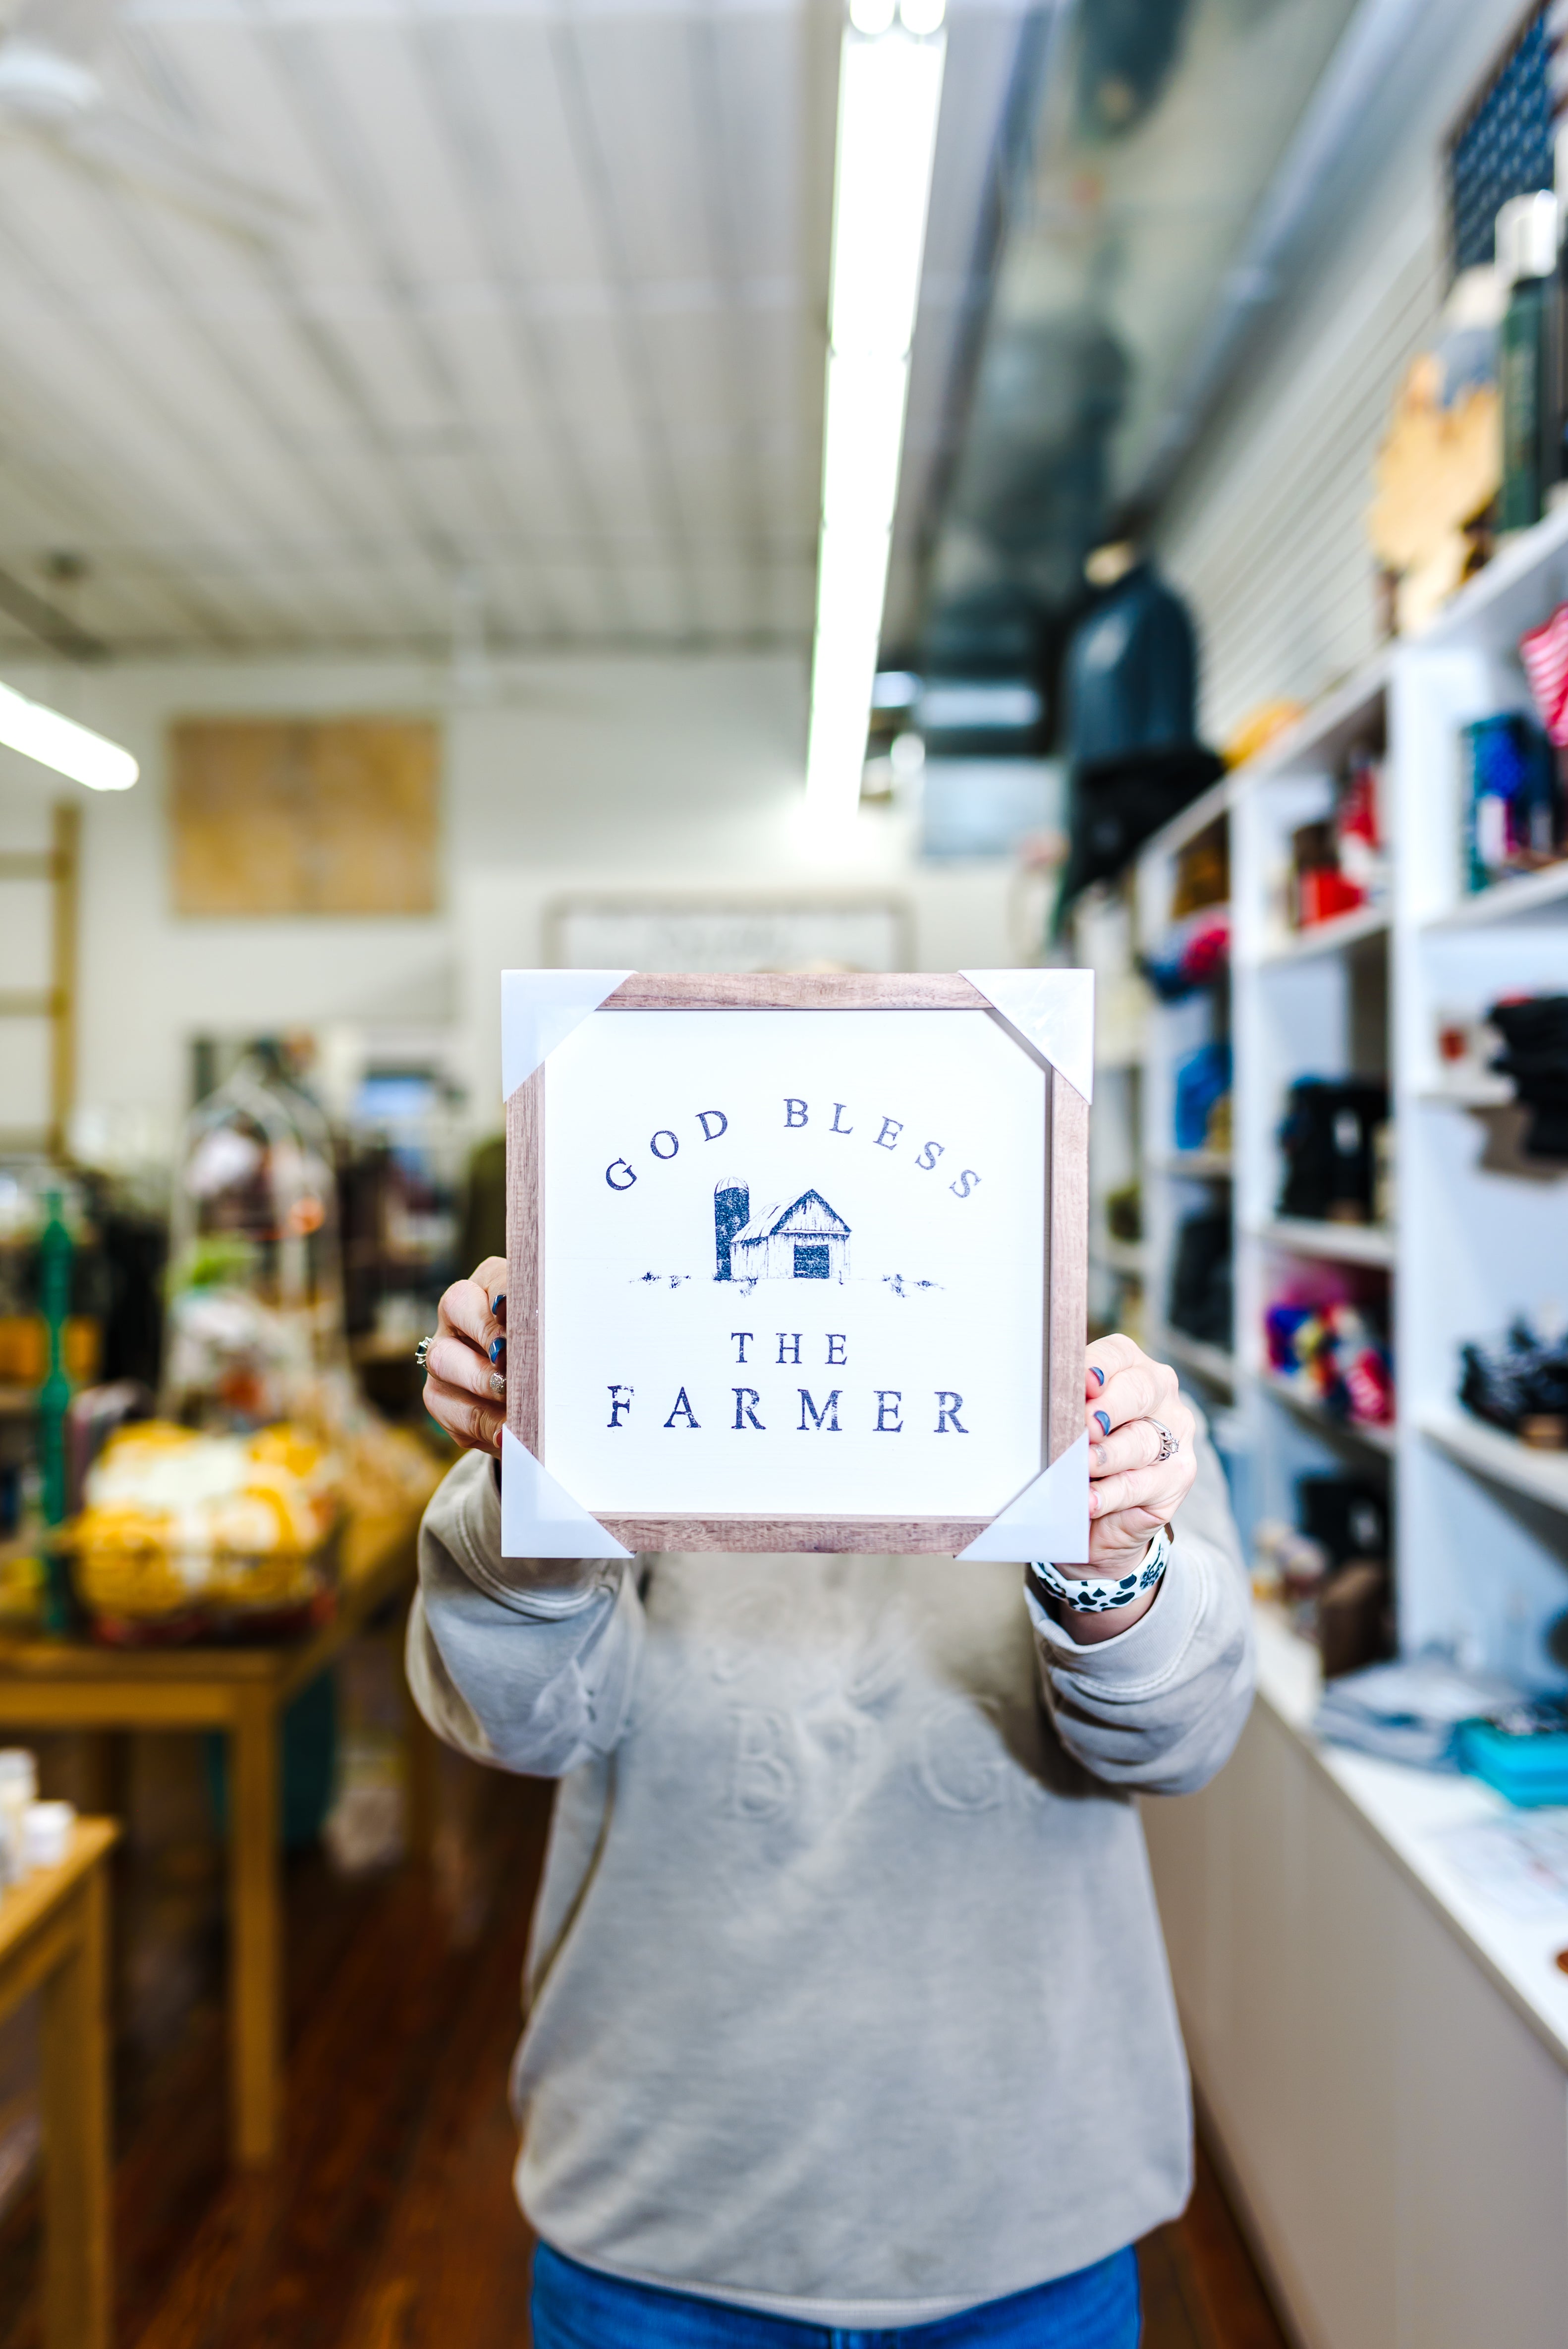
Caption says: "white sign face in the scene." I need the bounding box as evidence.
[542,1009,1045,1517]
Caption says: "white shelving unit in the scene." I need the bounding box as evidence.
[1069,881,1154,1348]
[1117,512,1568,1682]
[1125,565,1568,2349]
[1129,776,1235,1412]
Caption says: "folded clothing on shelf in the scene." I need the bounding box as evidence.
[1488,994,1568,1159]
[1313,1652,1522,1770]
[1277,1076,1388,1223]
[1459,1315,1568,1449]
[1140,908,1230,1001]
[1169,1209,1231,1345]
[1173,1038,1231,1151]
[1266,1296,1395,1428]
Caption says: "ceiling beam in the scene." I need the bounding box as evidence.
[0,565,108,662]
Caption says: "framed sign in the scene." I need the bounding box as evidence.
[502,970,1092,1561]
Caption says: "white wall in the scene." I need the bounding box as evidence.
[0,650,1020,1150]
[1155,0,1528,745]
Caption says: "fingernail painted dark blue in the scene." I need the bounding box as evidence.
[1090,1365,1105,1387]
[1095,1410,1111,1436]
[490,1337,506,1362]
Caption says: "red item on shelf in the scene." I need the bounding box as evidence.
[1520,603,1568,747]
[1298,866,1366,926]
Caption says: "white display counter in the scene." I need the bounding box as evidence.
[1142,1605,1568,2349]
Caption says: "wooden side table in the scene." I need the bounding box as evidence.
[0,1503,434,2167]
[0,1818,117,2349]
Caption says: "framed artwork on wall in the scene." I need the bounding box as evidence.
[170,717,439,916]
[501,969,1093,1562]
[543,893,913,975]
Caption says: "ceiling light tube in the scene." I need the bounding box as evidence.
[804,11,945,825]
[0,680,137,791]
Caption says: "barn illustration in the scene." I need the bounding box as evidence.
[714,1182,850,1283]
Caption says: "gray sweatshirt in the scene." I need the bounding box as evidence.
[407,1411,1253,2328]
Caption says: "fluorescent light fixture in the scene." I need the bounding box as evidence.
[0,680,137,791]
[804,8,945,824]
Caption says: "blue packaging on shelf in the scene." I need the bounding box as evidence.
[1455,1698,1568,1806]
[1173,1038,1231,1152]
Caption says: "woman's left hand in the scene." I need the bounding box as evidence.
[1083,1333,1197,1572]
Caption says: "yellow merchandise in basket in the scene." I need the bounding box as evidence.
[67,1419,342,1623]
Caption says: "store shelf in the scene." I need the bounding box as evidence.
[1241,654,1389,787]
[1419,1412,1568,1517]
[1090,1239,1148,1277]
[1165,1331,1237,1390]
[1416,1082,1514,1109]
[1419,491,1568,651]
[1258,904,1389,964]
[1254,1218,1396,1267]
[1260,1370,1396,1454]
[1422,859,1568,932]
[1151,1149,1233,1177]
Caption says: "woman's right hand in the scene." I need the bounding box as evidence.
[422,1255,508,1454]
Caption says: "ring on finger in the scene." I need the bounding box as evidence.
[1142,1415,1180,1464]
[414,1335,435,1371]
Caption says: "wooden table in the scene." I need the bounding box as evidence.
[0,1818,117,2349]
[0,1506,430,2168]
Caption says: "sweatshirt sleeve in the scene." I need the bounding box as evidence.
[405,1449,644,1778]
[1026,1399,1255,1796]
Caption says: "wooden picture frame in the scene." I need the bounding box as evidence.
[504,971,1089,1557]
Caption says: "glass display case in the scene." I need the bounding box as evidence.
[163,1052,345,1431]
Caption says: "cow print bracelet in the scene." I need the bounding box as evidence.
[1030,1525,1172,1614]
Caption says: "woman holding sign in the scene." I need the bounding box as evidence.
[413,1258,1251,2349]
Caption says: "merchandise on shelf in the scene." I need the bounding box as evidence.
[1455,1699,1568,1807]
[1276,1077,1388,1223]
[1497,191,1560,534]
[1486,993,1568,1157]
[1169,814,1228,917]
[1518,599,1568,747]
[1139,906,1230,1000]
[1286,752,1386,929]
[0,1168,105,1391]
[1173,1038,1231,1152]
[65,1418,340,1635]
[1168,1210,1230,1347]
[1460,712,1564,891]
[1458,1316,1568,1449]
[1431,1006,1510,1099]
[1365,267,1500,633]
[1253,1473,1390,1678]
[0,1747,74,1884]
[163,1053,346,1430]
[340,1063,464,1354]
[1265,1294,1395,1429]
[1313,1652,1521,1771]
[1104,1182,1141,1244]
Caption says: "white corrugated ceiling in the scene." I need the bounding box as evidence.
[0,0,1027,658]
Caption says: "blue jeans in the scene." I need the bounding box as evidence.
[530,2241,1140,2349]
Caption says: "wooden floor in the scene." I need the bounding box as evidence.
[0,1755,1288,2349]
